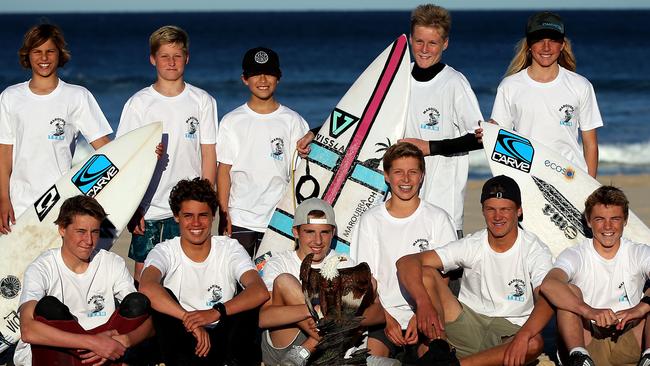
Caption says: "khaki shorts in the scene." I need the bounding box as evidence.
[445,302,521,358]
[586,323,641,366]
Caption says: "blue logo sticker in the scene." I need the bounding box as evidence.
[491,130,534,173]
[71,155,119,197]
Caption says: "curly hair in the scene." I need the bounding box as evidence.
[584,186,629,221]
[169,178,217,215]
[54,195,107,228]
[19,23,71,69]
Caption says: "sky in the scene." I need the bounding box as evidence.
[2,0,650,13]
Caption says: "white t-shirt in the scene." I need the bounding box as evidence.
[491,66,603,171]
[116,83,218,220]
[350,201,457,328]
[14,248,135,365]
[0,79,112,217]
[554,238,650,312]
[144,236,256,318]
[217,103,309,232]
[436,229,553,326]
[262,250,355,292]
[405,65,483,230]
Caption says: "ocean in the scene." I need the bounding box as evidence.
[1,10,649,178]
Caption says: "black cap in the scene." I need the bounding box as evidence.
[480,175,521,207]
[526,11,565,43]
[242,47,281,78]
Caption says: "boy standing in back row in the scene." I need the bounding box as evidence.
[0,24,112,234]
[117,25,218,282]
[217,47,309,257]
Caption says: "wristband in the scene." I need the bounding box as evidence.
[212,302,228,319]
[640,296,650,306]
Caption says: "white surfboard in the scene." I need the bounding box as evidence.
[254,35,411,270]
[0,122,162,351]
[482,123,650,257]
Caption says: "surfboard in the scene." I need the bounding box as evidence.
[0,122,162,351]
[254,35,410,270]
[481,122,650,257]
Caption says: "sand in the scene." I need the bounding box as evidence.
[111,174,650,275]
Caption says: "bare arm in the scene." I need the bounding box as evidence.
[216,163,232,235]
[360,277,385,327]
[0,144,14,233]
[200,144,217,187]
[396,250,444,309]
[19,300,126,360]
[540,268,589,315]
[138,266,186,320]
[113,317,155,349]
[581,129,598,178]
[224,269,270,315]
[259,294,313,329]
[89,135,111,150]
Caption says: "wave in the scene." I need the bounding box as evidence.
[469,141,650,168]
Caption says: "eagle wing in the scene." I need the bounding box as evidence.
[299,253,321,319]
[337,261,373,316]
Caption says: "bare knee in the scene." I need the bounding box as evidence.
[422,266,443,287]
[528,334,544,356]
[272,273,303,304]
[567,283,584,299]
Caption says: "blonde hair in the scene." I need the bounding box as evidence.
[505,37,576,77]
[410,4,451,39]
[149,25,189,56]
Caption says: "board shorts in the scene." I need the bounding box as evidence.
[261,329,308,365]
[445,302,521,358]
[586,321,641,366]
[128,217,179,262]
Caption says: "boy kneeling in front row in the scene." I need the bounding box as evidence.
[16,195,153,366]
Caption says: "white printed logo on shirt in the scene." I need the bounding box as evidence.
[420,107,440,131]
[87,294,107,318]
[207,284,223,306]
[270,138,285,161]
[507,279,526,302]
[48,118,66,140]
[185,116,199,139]
[559,104,575,127]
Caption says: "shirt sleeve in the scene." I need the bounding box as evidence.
[0,90,14,144]
[115,96,142,138]
[350,214,379,277]
[490,82,515,129]
[578,81,604,131]
[553,247,581,282]
[199,94,218,145]
[431,211,458,249]
[216,116,237,165]
[435,236,474,273]
[262,256,284,291]
[111,254,137,301]
[18,260,49,307]
[454,75,484,134]
[74,88,113,143]
[227,240,257,285]
[527,240,554,288]
[143,243,173,277]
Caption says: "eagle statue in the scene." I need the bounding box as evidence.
[299,253,374,365]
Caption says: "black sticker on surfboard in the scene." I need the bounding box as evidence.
[0,275,20,299]
[491,129,534,173]
[71,155,119,197]
[329,108,359,138]
[34,185,60,222]
[532,176,591,239]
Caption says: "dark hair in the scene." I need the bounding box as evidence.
[382,142,425,173]
[584,186,629,220]
[54,196,107,228]
[169,178,218,215]
[19,23,71,69]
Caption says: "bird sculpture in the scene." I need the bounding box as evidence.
[299,253,374,365]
